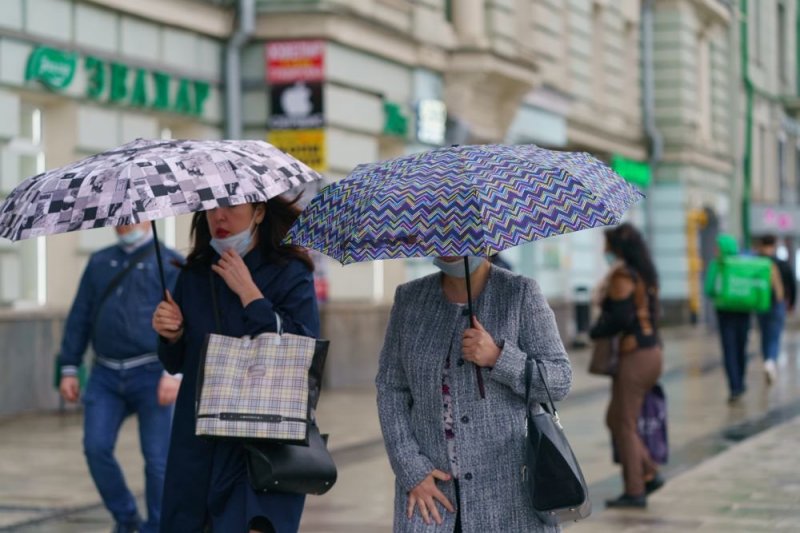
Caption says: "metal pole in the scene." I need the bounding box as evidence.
[642,0,663,245]
[225,0,256,139]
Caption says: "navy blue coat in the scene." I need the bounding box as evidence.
[158,249,320,533]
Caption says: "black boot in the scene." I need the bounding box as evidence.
[605,493,647,508]
[645,472,665,495]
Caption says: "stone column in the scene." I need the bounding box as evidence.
[452,0,487,48]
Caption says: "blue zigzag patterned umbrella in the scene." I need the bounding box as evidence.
[285,143,643,399]
[285,144,643,263]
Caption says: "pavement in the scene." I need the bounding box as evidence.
[2,324,800,532]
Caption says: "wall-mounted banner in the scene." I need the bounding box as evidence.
[268,129,326,171]
[269,81,324,129]
[26,46,211,117]
[266,40,325,84]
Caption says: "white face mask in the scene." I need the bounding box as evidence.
[433,256,483,278]
[118,228,147,247]
[210,215,257,257]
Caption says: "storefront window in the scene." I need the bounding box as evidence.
[0,104,46,306]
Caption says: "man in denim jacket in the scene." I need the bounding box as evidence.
[58,223,182,533]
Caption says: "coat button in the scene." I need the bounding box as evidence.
[460,415,469,424]
[464,473,473,480]
[457,359,465,367]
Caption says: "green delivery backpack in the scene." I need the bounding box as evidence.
[713,256,773,313]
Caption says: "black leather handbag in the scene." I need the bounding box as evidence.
[244,423,337,495]
[523,359,591,525]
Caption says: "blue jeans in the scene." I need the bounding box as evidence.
[717,310,751,396]
[757,302,786,362]
[82,362,172,533]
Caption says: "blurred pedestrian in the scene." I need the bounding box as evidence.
[58,223,183,533]
[705,234,782,402]
[376,257,572,532]
[590,223,663,508]
[754,235,795,384]
[153,198,320,533]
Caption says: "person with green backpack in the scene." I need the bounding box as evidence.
[704,234,783,402]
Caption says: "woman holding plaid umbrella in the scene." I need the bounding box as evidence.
[152,197,319,533]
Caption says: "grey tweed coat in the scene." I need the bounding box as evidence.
[376,266,572,533]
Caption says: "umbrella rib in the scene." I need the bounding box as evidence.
[459,146,490,257]
[343,166,384,264]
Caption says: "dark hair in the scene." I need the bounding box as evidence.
[184,194,314,272]
[758,234,777,247]
[605,223,659,290]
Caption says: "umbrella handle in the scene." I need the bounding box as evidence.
[463,257,486,399]
[150,221,168,300]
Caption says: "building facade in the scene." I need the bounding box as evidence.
[648,0,739,321]
[246,0,649,321]
[0,0,230,414]
[744,0,800,276]
[0,0,229,310]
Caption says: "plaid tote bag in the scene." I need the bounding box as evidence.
[195,274,329,443]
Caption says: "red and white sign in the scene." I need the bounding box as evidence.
[266,40,325,84]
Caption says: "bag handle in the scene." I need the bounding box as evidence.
[209,271,222,334]
[525,358,562,428]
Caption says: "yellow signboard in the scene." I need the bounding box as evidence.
[268,129,326,172]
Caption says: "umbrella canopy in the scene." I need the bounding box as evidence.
[285,144,643,264]
[0,138,322,241]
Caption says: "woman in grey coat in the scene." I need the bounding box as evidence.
[376,257,573,533]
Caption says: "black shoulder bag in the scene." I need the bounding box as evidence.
[523,358,592,525]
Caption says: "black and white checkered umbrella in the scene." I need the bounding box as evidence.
[0,138,323,241]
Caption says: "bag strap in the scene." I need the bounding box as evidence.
[209,271,222,334]
[92,244,156,331]
[525,358,557,415]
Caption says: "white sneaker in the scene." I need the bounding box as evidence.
[764,360,777,385]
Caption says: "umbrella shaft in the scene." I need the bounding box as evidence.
[463,257,485,399]
[150,221,168,300]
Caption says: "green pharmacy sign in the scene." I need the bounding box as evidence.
[611,155,652,188]
[26,46,211,117]
[25,47,77,90]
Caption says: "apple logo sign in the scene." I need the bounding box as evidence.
[281,81,313,117]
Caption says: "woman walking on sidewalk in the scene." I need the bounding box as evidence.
[152,198,319,533]
[591,223,664,508]
[376,257,572,532]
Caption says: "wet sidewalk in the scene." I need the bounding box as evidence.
[2,324,800,531]
[570,413,800,532]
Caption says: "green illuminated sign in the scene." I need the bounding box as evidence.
[26,47,77,90]
[611,155,652,188]
[26,46,210,117]
[383,101,408,137]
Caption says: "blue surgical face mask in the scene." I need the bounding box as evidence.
[433,256,484,278]
[118,228,146,247]
[210,216,257,257]
[604,252,617,266]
